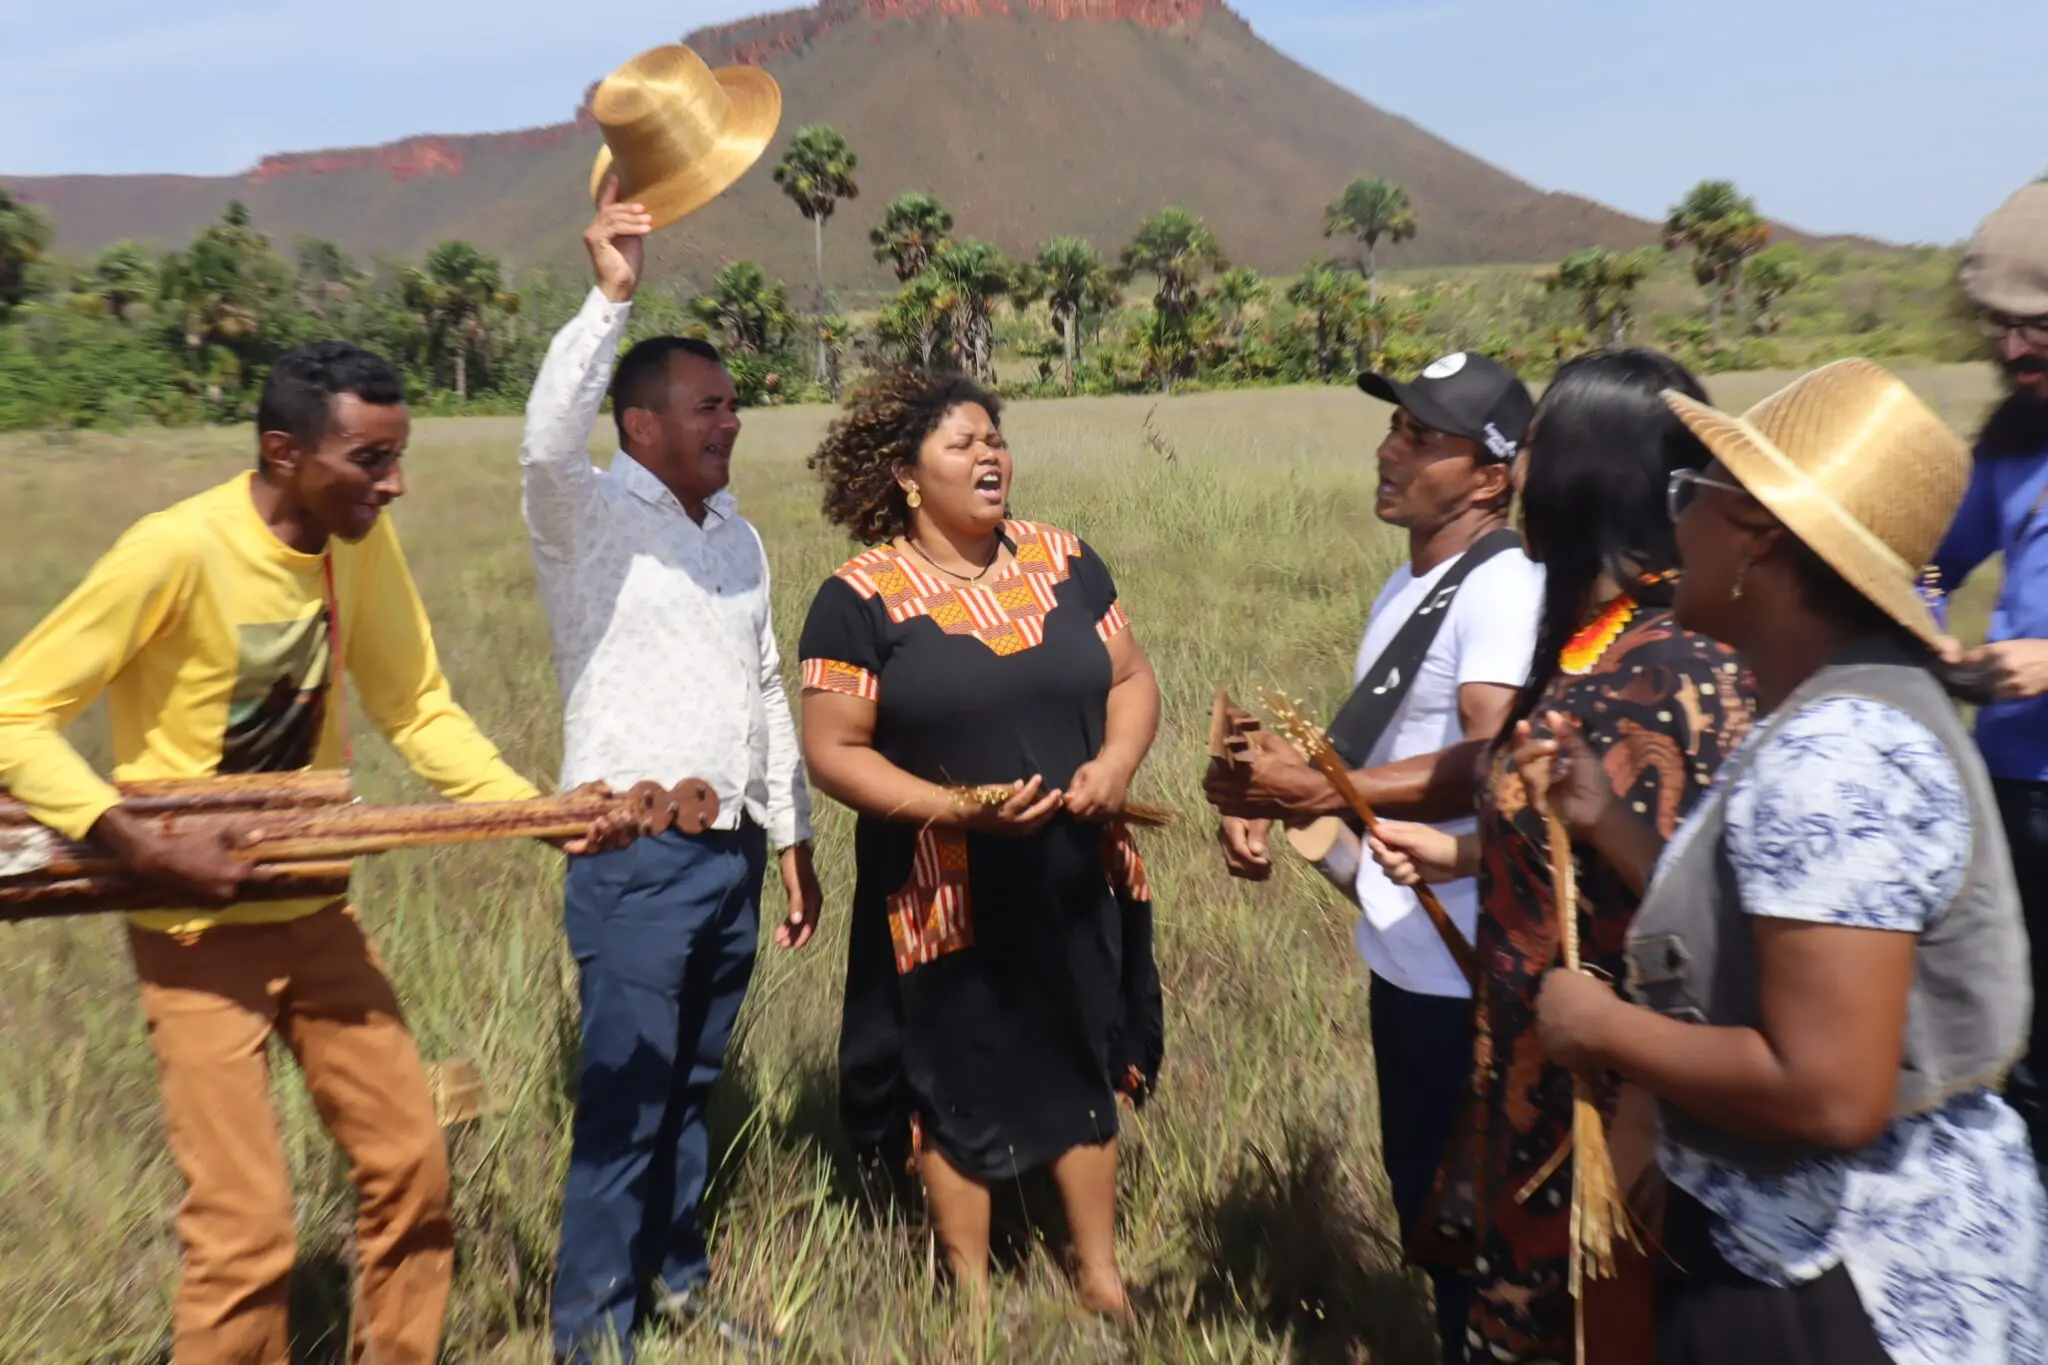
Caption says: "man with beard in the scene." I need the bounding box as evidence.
[1936,180,2048,1160]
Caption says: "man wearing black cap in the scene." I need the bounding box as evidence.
[1206,351,1542,1365]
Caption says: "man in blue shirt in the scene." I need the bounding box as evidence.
[1936,180,2048,1157]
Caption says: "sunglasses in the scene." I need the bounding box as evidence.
[1666,469,1748,524]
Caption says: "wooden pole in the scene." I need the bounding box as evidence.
[0,771,352,826]
[0,861,355,921]
[15,793,629,882]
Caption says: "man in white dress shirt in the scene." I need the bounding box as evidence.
[1206,352,1542,1365]
[523,188,821,1362]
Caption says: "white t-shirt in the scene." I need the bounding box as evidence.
[1349,546,1544,998]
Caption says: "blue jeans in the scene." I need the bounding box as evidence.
[1370,973,1475,1365]
[1998,779,2048,1161]
[551,824,767,1363]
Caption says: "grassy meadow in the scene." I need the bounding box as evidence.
[0,367,2006,1364]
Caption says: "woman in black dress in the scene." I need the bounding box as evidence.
[798,371,1164,1316]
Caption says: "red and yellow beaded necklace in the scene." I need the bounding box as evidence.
[1560,571,1678,675]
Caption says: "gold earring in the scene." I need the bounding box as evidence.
[906,488,922,510]
[1731,561,1749,602]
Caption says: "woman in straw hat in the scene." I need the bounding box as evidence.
[797,370,1163,1318]
[1371,349,1754,1364]
[1521,359,2047,1362]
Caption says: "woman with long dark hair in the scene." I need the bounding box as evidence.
[1371,349,1755,1362]
[1525,360,2047,1362]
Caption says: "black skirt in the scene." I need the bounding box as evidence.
[1656,1186,1895,1365]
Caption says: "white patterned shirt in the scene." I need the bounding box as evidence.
[1655,696,2048,1365]
[519,287,811,848]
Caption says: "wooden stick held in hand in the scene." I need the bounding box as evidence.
[0,771,353,826]
[1543,807,1641,1341]
[0,861,356,922]
[1257,689,1481,991]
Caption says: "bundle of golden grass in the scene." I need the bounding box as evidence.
[0,777,717,920]
[1253,688,1481,991]
[1542,810,1641,1303]
[946,785,1180,829]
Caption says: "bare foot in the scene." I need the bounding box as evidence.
[1076,1267,1133,1322]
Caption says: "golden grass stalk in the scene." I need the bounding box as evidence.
[948,785,1179,828]
[1255,688,1481,991]
[1544,811,1641,1300]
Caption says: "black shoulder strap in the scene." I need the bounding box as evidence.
[1324,529,1522,766]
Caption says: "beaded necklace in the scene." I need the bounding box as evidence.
[1559,571,1677,675]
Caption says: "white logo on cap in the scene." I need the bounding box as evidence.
[1483,422,1517,459]
[1422,352,1468,380]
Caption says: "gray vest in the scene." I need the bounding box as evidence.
[1624,636,2031,1173]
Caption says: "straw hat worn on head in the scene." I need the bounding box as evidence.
[1960,182,2048,317]
[1662,359,1970,648]
[588,45,782,231]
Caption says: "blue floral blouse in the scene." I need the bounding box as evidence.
[1654,696,2048,1365]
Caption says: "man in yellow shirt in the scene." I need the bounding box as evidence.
[0,342,589,1364]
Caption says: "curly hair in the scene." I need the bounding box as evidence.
[809,370,1003,543]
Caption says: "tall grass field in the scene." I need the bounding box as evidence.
[0,369,2004,1363]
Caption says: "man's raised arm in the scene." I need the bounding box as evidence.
[520,186,655,558]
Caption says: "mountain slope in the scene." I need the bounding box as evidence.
[6,0,1665,286]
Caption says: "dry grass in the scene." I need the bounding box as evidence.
[0,368,2004,1364]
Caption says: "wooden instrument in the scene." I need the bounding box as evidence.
[0,777,719,920]
[1257,688,1481,992]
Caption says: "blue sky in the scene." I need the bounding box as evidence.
[2,0,2036,243]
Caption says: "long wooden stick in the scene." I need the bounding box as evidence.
[0,771,352,826]
[1543,809,1640,1342]
[0,861,355,921]
[13,791,649,882]
[1257,690,1481,991]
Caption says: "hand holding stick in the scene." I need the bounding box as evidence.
[1257,689,1480,991]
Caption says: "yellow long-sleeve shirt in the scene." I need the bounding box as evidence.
[0,471,539,934]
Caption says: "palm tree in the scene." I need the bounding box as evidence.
[1035,236,1119,393]
[929,240,1017,383]
[157,205,278,399]
[88,241,158,323]
[1116,208,1228,325]
[1546,248,1615,337]
[772,124,861,380]
[1133,310,1198,395]
[1286,260,1366,380]
[0,188,54,318]
[873,273,949,370]
[1602,248,1655,345]
[1663,179,1765,340]
[689,261,797,356]
[403,240,513,401]
[869,191,953,282]
[1721,213,1770,335]
[1323,177,1418,304]
[295,237,358,320]
[1211,266,1268,344]
[1743,243,1809,335]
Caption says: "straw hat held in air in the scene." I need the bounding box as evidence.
[1663,358,1969,647]
[588,44,783,230]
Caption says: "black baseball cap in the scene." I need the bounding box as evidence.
[1359,351,1535,462]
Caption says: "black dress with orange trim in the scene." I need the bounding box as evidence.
[797,521,1163,1179]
